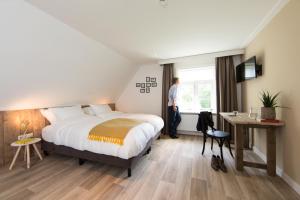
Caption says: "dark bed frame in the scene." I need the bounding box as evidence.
[41,132,160,177]
[41,133,160,177]
[41,104,161,177]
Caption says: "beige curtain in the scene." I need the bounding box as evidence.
[161,63,174,134]
[216,56,238,129]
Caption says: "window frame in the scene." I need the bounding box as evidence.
[177,66,217,114]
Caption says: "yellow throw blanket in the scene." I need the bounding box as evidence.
[88,118,144,145]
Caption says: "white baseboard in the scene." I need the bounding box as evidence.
[282,173,300,195]
[253,146,300,195]
[177,130,202,136]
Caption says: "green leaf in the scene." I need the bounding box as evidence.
[260,90,280,108]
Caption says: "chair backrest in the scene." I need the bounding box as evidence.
[196,111,215,134]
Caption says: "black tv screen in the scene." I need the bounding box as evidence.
[236,56,262,83]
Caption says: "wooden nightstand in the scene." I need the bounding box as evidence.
[9,138,43,170]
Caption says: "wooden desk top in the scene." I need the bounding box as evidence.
[220,112,285,127]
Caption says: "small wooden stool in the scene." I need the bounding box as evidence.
[9,138,43,170]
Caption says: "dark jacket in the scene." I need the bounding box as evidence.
[196,112,215,133]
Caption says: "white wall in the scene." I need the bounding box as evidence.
[116,64,163,116]
[0,1,136,111]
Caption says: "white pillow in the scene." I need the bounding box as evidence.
[82,106,95,116]
[40,109,57,124]
[50,105,85,121]
[89,104,112,115]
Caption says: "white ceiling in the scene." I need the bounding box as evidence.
[27,0,282,63]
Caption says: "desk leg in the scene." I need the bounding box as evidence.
[234,124,244,171]
[267,128,276,176]
[26,145,30,169]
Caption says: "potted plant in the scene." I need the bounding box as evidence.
[260,91,280,120]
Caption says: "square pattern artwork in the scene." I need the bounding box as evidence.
[136,77,157,93]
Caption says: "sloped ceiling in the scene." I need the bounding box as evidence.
[0,1,136,110]
[27,0,281,63]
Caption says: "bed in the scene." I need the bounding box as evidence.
[40,105,163,177]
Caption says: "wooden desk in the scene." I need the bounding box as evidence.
[220,112,284,176]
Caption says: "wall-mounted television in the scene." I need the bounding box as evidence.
[236,56,262,83]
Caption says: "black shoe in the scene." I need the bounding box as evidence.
[211,155,220,171]
[217,156,227,173]
[170,135,179,139]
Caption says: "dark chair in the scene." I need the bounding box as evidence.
[196,112,233,161]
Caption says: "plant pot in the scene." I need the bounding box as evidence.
[261,107,276,120]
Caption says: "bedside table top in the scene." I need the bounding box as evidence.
[11,138,41,147]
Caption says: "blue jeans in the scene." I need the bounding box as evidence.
[168,106,182,136]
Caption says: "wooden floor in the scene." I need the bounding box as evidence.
[0,135,299,200]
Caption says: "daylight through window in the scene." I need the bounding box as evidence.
[177,66,216,113]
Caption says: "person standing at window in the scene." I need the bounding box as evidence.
[168,77,181,139]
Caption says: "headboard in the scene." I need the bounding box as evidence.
[0,103,115,167]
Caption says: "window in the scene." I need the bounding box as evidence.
[177,66,216,113]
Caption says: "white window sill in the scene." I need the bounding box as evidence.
[180,111,217,115]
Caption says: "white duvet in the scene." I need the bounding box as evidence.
[42,114,164,159]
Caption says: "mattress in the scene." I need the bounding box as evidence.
[42,115,160,159]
